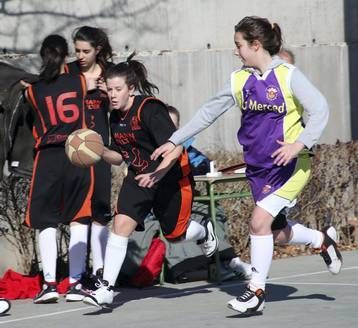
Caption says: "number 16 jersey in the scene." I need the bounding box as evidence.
[27,74,87,149]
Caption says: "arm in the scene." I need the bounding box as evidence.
[170,82,235,145]
[292,68,329,148]
[135,145,183,188]
[151,82,235,159]
[271,68,329,166]
[102,146,123,166]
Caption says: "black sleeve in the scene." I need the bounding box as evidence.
[140,101,177,147]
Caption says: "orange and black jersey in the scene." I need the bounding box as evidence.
[65,61,113,146]
[26,74,86,149]
[110,96,191,179]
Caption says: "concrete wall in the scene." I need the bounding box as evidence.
[0,0,355,152]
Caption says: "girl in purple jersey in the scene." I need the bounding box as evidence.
[152,16,342,314]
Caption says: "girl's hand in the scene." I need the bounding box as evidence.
[97,77,108,93]
[151,142,176,160]
[20,80,31,88]
[135,170,164,188]
[271,140,305,166]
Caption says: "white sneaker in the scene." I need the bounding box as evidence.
[0,298,11,314]
[33,282,59,304]
[65,282,88,302]
[197,220,218,257]
[229,257,252,280]
[227,285,265,314]
[320,226,343,274]
[83,279,114,308]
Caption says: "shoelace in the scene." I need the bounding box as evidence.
[238,289,254,301]
[94,280,108,289]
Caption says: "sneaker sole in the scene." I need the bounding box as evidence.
[83,296,103,308]
[33,293,59,304]
[227,301,265,314]
[327,245,343,274]
[66,294,86,302]
[0,299,11,314]
[204,221,219,258]
[322,227,343,275]
[205,240,219,257]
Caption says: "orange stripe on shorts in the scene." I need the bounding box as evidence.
[164,176,193,240]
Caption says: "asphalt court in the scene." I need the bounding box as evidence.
[0,250,357,328]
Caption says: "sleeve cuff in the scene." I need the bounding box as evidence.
[168,139,177,147]
[297,135,314,150]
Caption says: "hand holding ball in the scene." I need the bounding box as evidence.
[65,129,104,167]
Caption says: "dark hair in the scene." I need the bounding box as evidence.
[72,26,113,68]
[235,16,282,56]
[105,51,159,96]
[39,34,68,82]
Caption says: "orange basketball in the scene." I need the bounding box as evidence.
[65,129,104,167]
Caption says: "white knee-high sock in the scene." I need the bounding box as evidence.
[288,221,323,248]
[39,228,57,283]
[69,224,88,284]
[91,223,109,274]
[103,232,128,286]
[185,220,206,241]
[250,234,273,291]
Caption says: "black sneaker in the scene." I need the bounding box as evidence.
[0,298,11,315]
[65,282,89,302]
[82,268,104,293]
[197,219,219,257]
[227,286,265,314]
[33,282,59,304]
[320,226,343,274]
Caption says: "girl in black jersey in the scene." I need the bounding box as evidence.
[24,35,93,303]
[83,54,218,307]
[66,26,113,282]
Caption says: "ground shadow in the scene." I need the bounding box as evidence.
[82,283,213,315]
[220,282,335,303]
[82,279,335,315]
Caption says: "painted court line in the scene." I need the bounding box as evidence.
[1,266,357,325]
[269,282,358,286]
[267,266,358,282]
[0,306,93,325]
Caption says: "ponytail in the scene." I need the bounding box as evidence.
[39,34,68,82]
[235,16,282,56]
[106,51,159,96]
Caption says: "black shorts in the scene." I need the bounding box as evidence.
[271,211,288,231]
[92,159,112,224]
[25,147,94,230]
[117,170,193,240]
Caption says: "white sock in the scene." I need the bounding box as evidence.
[103,232,128,286]
[288,221,323,248]
[69,224,89,284]
[185,220,206,241]
[39,228,57,283]
[91,223,109,274]
[250,234,273,291]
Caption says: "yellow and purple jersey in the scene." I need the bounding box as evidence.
[231,63,311,202]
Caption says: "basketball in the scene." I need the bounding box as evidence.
[65,129,104,167]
